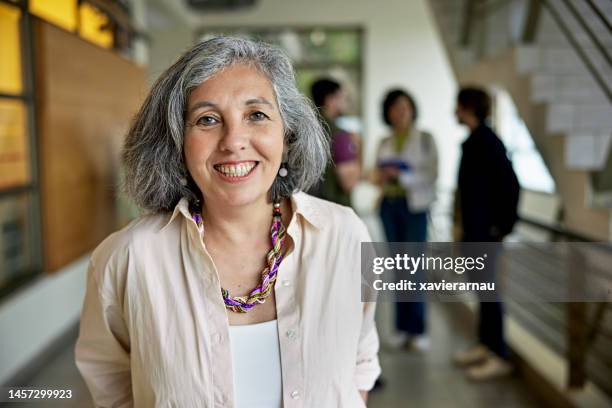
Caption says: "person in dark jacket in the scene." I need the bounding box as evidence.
[452,87,519,381]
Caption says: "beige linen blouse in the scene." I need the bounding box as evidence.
[75,191,381,408]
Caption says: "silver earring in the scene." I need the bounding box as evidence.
[180,177,187,186]
[278,163,288,177]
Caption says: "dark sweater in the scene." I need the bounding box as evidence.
[458,124,518,241]
[309,116,357,207]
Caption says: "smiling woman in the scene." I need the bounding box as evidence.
[183,64,285,209]
[75,37,381,407]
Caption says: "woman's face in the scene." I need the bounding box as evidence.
[184,64,285,209]
[388,96,413,130]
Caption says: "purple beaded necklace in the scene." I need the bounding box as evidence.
[192,202,287,313]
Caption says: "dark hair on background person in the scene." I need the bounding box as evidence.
[310,78,341,109]
[457,87,491,123]
[382,89,418,125]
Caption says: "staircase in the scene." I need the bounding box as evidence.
[428,0,612,403]
[429,0,612,238]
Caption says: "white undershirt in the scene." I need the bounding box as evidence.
[229,320,283,408]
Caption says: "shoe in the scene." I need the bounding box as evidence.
[405,335,430,352]
[453,344,489,366]
[384,332,409,350]
[466,355,513,381]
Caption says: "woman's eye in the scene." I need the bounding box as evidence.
[196,115,219,126]
[249,111,269,121]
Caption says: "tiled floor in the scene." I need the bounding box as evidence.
[5,303,538,408]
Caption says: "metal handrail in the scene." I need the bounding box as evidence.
[517,213,612,391]
[518,215,612,257]
[541,0,612,103]
[518,214,596,242]
[586,0,612,33]
[560,0,611,68]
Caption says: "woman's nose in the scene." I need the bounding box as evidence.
[219,120,248,152]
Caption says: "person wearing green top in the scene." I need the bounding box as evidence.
[308,78,361,207]
[375,89,438,351]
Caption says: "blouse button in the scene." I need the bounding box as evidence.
[212,333,222,344]
[286,329,297,340]
[290,390,300,399]
[282,280,291,287]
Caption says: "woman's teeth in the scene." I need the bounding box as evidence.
[216,162,256,177]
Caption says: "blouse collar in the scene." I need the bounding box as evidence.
[160,191,325,232]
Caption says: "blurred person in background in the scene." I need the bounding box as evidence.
[75,37,380,407]
[452,86,519,381]
[374,89,438,351]
[309,78,361,207]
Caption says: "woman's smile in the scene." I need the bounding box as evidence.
[213,160,259,183]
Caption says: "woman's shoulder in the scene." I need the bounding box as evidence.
[418,129,434,140]
[376,135,394,157]
[294,192,370,240]
[416,129,437,152]
[90,212,172,271]
[378,135,394,146]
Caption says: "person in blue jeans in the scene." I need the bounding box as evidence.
[375,89,438,350]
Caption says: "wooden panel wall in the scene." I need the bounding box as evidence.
[34,21,146,272]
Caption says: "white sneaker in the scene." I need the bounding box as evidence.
[384,332,409,349]
[466,355,513,381]
[453,344,489,366]
[408,335,430,352]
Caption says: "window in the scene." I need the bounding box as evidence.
[492,88,555,193]
[79,2,114,49]
[0,99,30,189]
[29,0,77,32]
[0,0,136,299]
[0,3,30,189]
[0,192,37,298]
[0,2,23,95]
[29,0,115,49]
[0,0,42,299]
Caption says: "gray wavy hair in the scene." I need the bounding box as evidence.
[122,36,329,212]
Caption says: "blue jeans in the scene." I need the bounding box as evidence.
[379,196,427,335]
